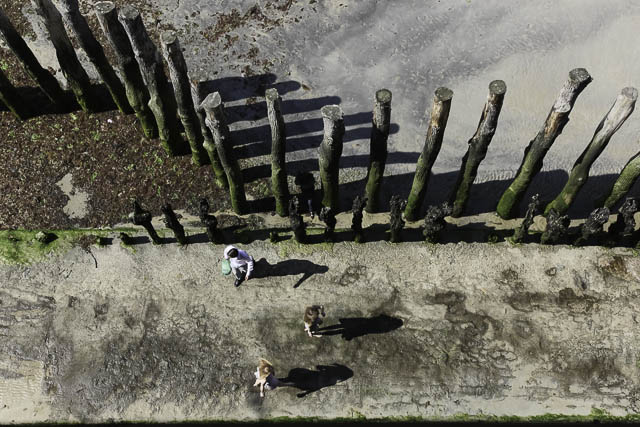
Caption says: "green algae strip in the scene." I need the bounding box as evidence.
[0,228,137,265]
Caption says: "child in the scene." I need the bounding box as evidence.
[253,358,279,397]
[303,305,326,337]
[223,245,254,287]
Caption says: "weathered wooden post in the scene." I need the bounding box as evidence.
[423,202,452,244]
[389,195,406,243]
[318,105,345,212]
[508,194,540,244]
[545,87,637,215]
[496,68,592,219]
[129,200,161,244]
[319,206,336,242]
[58,0,132,114]
[199,198,222,244]
[118,5,187,155]
[600,152,640,209]
[95,1,156,138]
[0,7,67,107]
[33,0,96,112]
[190,80,227,188]
[351,195,367,243]
[266,88,289,216]
[450,80,507,217]
[289,196,306,243]
[404,87,454,221]
[607,197,637,245]
[364,89,392,213]
[540,208,570,245]
[162,203,187,245]
[160,31,209,165]
[574,207,609,246]
[0,68,31,119]
[201,92,247,214]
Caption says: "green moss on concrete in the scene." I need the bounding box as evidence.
[276,228,336,258]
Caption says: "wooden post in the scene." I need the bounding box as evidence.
[508,194,540,244]
[0,68,31,119]
[601,152,640,210]
[266,88,289,216]
[540,208,570,245]
[0,7,67,107]
[496,68,592,219]
[574,207,609,246]
[404,87,453,222]
[351,195,367,243]
[95,1,157,138]
[449,80,507,217]
[190,80,227,188]
[318,105,345,212]
[160,31,209,165]
[544,87,638,215]
[289,196,306,243]
[389,195,407,243]
[58,0,132,114]
[162,203,187,245]
[129,200,161,244]
[423,202,452,244]
[199,198,223,244]
[118,5,187,155]
[364,89,392,213]
[33,0,96,112]
[201,92,247,214]
[319,206,336,242]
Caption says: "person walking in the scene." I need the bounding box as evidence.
[253,358,280,397]
[223,245,254,287]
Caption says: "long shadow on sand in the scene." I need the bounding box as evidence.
[315,314,403,341]
[278,363,354,398]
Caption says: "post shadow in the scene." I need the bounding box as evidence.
[252,257,328,288]
[0,83,117,116]
[277,363,353,398]
[315,314,403,341]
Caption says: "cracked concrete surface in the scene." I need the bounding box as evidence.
[1,239,640,422]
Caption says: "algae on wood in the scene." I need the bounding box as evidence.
[404,87,453,221]
[58,0,132,114]
[545,87,637,216]
[318,105,345,212]
[496,68,592,219]
[201,92,247,215]
[364,89,392,213]
[95,1,157,138]
[119,5,186,155]
[161,31,209,166]
[34,0,96,112]
[266,88,289,216]
[449,80,506,218]
[601,152,640,210]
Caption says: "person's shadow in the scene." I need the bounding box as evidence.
[278,363,353,398]
[315,314,403,340]
[253,258,328,288]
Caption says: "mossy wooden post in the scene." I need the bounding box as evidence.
[450,80,507,217]
[33,0,96,112]
[365,89,392,213]
[318,105,345,212]
[601,152,640,209]
[190,80,227,188]
[95,1,157,138]
[404,87,453,221]
[201,92,247,214]
[496,68,592,219]
[118,6,187,156]
[266,88,289,216]
[58,0,132,114]
[0,68,30,119]
[0,7,67,107]
[160,31,209,166]
[544,87,638,216]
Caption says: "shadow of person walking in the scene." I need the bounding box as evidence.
[252,258,329,288]
[315,314,403,341]
[278,364,354,398]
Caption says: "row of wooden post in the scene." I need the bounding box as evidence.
[2,3,640,227]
